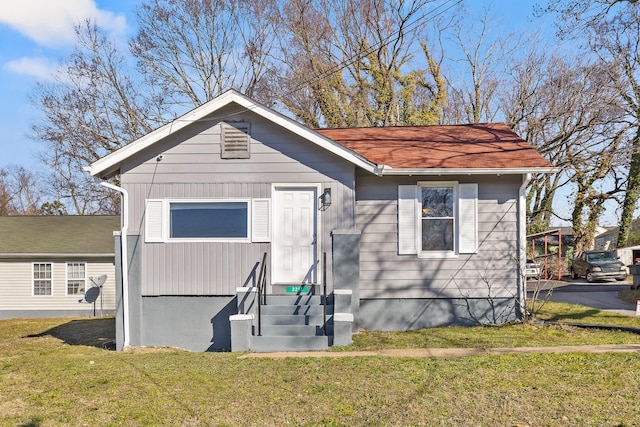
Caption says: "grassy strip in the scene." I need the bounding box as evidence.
[534,301,640,327]
[339,301,640,351]
[5,349,639,426]
[1,304,640,426]
[620,288,640,305]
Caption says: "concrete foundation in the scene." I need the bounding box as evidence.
[115,234,238,351]
[359,298,519,330]
[332,230,360,331]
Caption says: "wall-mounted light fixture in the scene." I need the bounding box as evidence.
[321,188,332,208]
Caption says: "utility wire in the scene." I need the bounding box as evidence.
[278,0,461,100]
[167,0,461,125]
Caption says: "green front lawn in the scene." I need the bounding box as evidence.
[620,288,640,305]
[1,303,639,426]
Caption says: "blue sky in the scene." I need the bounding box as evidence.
[0,1,588,221]
[0,0,135,168]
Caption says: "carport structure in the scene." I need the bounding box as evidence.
[527,229,565,280]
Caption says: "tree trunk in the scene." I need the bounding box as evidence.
[617,126,640,247]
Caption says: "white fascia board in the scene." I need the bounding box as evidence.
[86,89,377,178]
[378,167,557,176]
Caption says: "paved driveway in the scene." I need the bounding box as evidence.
[528,279,638,316]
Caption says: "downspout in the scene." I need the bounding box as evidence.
[518,174,532,318]
[101,181,130,348]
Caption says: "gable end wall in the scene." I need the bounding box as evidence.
[121,109,356,296]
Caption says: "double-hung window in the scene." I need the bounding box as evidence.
[33,263,52,296]
[398,182,477,258]
[420,184,455,252]
[66,262,86,295]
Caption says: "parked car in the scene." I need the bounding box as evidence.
[525,259,541,279]
[569,250,627,282]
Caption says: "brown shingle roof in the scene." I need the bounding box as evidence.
[0,216,120,257]
[316,123,552,169]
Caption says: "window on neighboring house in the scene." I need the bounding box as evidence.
[398,182,477,258]
[221,122,250,159]
[170,201,249,239]
[33,263,52,296]
[66,262,86,295]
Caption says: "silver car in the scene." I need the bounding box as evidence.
[525,259,541,279]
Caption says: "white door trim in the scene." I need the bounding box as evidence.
[271,183,322,285]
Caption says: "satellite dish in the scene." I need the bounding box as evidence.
[90,275,107,288]
[86,275,108,317]
[84,286,100,304]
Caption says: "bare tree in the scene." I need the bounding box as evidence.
[0,166,51,215]
[0,169,12,215]
[131,0,276,107]
[538,0,640,248]
[535,0,639,37]
[29,0,456,212]
[504,47,627,249]
[440,7,521,125]
[584,6,640,247]
[265,0,448,127]
[31,21,160,214]
[31,1,279,213]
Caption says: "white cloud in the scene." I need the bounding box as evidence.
[4,57,61,80]
[0,0,127,47]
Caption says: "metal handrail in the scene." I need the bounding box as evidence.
[256,252,268,336]
[322,252,327,336]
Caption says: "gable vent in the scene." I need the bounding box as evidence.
[221,122,250,159]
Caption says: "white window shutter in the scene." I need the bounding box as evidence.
[145,199,166,242]
[398,185,418,255]
[251,198,271,242]
[458,183,478,253]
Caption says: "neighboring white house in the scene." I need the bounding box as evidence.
[85,90,554,352]
[0,216,119,319]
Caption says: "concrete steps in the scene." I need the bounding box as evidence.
[251,335,330,352]
[252,294,333,352]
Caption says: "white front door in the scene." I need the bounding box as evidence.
[272,186,318,284]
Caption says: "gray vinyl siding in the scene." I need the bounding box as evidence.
[120,109,356,296]
[356,171,521,299]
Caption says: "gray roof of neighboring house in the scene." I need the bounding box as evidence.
[0,216,120,257]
